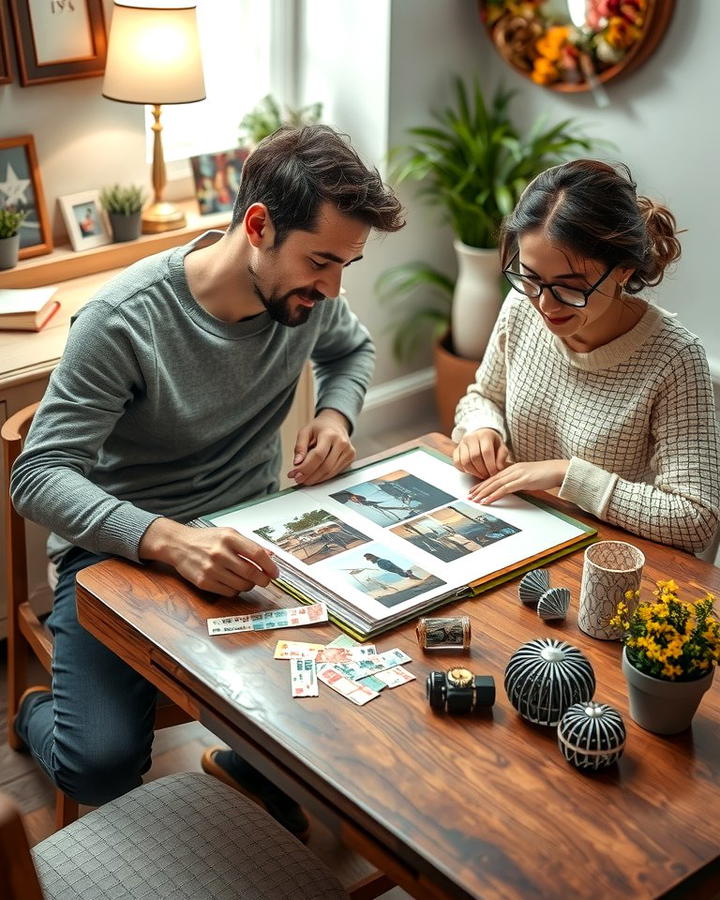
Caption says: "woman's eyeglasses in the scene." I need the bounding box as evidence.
[502,252,615,309]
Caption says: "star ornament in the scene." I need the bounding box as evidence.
[0,164,31,206]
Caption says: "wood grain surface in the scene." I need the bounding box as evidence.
[76,434,720,900]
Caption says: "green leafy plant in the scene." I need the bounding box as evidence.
[100,184,146,216]
[0,207,25,239]
[376,78,604,361]
[239,94,323,147]
[611,580,720,682]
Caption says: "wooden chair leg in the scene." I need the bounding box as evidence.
[6,623,29,751]
[54,791,79,830]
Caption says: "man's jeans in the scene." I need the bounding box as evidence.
[14,548,158,805]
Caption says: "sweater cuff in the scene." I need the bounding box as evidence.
[559,457,618,518]
[451,411,507,445]
[98,503,162,562]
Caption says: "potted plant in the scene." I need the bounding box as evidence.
[376,78,601,431]
[611,580,719,735]
[0,207,26,270]
[239,94,323,149]
[100,184,146,243]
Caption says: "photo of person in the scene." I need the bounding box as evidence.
[255,509,369,565]
[73,202,98,236]
[190,148,249,215]
[322,543,445,608]
[330,469,455,527]
[391,502,521,562]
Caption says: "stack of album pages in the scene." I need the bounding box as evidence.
[198,447,596,640]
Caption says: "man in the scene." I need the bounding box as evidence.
[11,125,404,839]
[363,553,421,581]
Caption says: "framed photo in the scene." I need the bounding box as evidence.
[0,134,52,259]
[59,190,111,251]
[0,3,12,85]
[9,0,107,86]
[190,148,249,216]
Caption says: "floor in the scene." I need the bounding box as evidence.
[1,412,441,897]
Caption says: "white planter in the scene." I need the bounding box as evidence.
[451,240,501,360]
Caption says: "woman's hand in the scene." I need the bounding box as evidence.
[453,428,510,480]
[467,460,570,505]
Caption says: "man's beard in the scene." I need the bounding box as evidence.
[248,265,325,327]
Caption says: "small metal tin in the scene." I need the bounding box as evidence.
[416,615,471,651]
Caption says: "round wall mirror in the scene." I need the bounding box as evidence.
[479,0,675,93]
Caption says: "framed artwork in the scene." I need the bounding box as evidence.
[190,148,249,216]
[9,0,107,86]
[59,189,112,251]
[0,3,12,85]
[0,134,52,259]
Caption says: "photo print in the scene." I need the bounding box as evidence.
[391,502,521,563]
[254,509,369,565]
[322,542,446,608]
[330,469,455,527]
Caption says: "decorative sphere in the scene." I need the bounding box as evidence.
[504,638,596,726]
[557,701,626,770]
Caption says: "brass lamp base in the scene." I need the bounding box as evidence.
[141,201,186,234]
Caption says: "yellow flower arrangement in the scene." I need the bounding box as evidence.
[610,580,720,682]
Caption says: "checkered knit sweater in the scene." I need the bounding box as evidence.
[452,292,720,553]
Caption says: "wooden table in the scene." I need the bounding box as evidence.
[75,434,720,899]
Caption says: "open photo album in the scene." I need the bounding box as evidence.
[197,448,597,640]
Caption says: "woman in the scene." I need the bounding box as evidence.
[453,159,719,554]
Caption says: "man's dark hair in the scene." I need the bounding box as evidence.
[230,124,405,245]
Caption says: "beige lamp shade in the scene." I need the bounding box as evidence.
[102,3,206,105]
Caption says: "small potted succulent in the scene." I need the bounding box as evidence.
[100,184,146,243]
[238,94,323,150]
[611,580,719,734]
[0,207,26,269]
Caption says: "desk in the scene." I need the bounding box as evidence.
[76,434,720,899]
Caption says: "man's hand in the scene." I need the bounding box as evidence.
[467,460,570,505]
[453,428,511,480]
[139,518,279,597]
[288,408,355,486]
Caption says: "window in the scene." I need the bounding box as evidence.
[150,0,276,165]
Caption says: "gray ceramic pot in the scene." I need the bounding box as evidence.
[0,233,20,269]
[622,647,714,734]
[109,211,142,243]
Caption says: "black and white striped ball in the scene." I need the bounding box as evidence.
[504,638,596,726]
[557,701,626,770]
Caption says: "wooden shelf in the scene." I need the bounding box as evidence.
[0,201,231,289]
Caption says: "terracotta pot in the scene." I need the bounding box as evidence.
[622,647,715,735]
[433,331,480,436]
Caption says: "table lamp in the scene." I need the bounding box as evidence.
[102,2,206,233]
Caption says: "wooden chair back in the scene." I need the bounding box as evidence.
[2,402,190,831]
[0,793,44,900]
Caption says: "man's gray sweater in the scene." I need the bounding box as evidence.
[11,232,375,563]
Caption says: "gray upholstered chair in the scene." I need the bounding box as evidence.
[0,773,349,900]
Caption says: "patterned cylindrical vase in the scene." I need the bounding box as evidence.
[557,701,626,770]
[578,541,645,640]
[504,638,596,726]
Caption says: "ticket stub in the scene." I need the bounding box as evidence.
[274,640,325,660]
[373,665,416,688]
[330,648,412,682]
[207,603,328,635]
[317,667,380,705]
[314,645,377,664]
[291,658,319,697]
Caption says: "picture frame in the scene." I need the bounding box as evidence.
[9,0,107,87]
[58,189,112,252]
[0,3,12,85]
[0,134,53,259]
[190,148,249,216]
